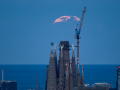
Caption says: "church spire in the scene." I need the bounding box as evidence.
[72,44,76,87]
[47,44,57,90]
[58,44,64,90]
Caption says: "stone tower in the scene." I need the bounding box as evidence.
[47,50,57,90]
[81,64,84,86]
[58,41,70,89]
[65,64,69,90]
[58,44,64,90]
[69,58,73,90]
[72,44,76,87]
[46,41,84,90]
[60,42,70,76]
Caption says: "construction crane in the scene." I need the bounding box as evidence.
[36,75,40,90]
[75,7,86,86]
[74,6,86,60]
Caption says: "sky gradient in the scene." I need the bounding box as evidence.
[0,0,120,64]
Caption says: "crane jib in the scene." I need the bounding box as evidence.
[74,7,86,39]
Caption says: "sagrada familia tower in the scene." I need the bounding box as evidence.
[45,41,84,90]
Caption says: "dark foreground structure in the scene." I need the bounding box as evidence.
[0,81,17,90]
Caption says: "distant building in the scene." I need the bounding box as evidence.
[92,83,112,89]
[0,69,17,90]
[0,80,17,90]
[84,84,89,87]
[73,87,109,90]
[117,66,120,90]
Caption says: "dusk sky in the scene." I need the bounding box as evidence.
[0,0,120,64]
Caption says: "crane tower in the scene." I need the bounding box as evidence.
[75,7,86,86]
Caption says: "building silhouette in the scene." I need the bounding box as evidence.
[0,69,17,90]
[46,41,83,90]
[45,41,112,90]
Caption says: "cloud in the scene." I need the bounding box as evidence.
[73,16,80,21]
[53,16,80,24]
[53,16,71,24]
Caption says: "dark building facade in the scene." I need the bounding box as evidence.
[117,66,120,90]
[0,81,17,90]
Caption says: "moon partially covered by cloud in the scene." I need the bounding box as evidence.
[53,16,80,24]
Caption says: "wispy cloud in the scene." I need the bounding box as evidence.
[73,16,80,21]
[53,16,71,24]
[53,16,80,24]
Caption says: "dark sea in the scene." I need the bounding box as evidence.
[0,65,119,90]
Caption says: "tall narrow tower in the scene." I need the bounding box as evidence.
[54,44,57,80]
[59,41,70,88]
[72,44,76,87]
[65,64,69,90]
[69,58,73,90]
[60,41,70,73]
[47,43,57,90]
[81,64,84,86]
[77,58,80,86]
[58,44,64,90]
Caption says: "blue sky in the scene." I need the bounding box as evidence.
[0,0,120,64]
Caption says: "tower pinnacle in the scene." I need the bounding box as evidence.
[72,45,76,87]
